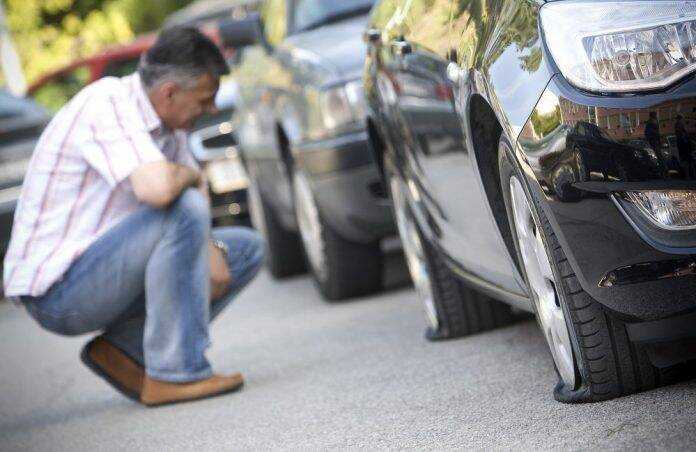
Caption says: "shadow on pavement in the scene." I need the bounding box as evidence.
[0,397,130,436]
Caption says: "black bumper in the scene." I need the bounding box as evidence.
[293,130,395,243]
[518,74,696,322]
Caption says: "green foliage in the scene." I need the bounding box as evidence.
[31,65,90,112]
[3,0,192,85]
[530,104,562,138]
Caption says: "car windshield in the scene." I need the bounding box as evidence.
[292,0,374,32]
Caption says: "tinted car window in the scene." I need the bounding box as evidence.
[32,66,90,113]
[293,0,374,32]
[368,0,399,30]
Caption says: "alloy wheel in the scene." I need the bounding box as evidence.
[293,171,328,282]
[389,174,439,331]
[509,176,576,387]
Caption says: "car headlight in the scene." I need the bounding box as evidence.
[319,80,366,130]
[620,190,696,230]
[541,1,696,93]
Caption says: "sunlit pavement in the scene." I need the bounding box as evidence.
[1,254,695,450]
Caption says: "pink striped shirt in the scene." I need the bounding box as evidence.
[3,73,199,298]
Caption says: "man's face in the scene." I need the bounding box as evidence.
[159,73,219,130]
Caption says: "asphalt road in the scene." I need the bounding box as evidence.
[1,254,695,450]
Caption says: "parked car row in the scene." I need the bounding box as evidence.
[220,0,396,300]
[219,0,696,403]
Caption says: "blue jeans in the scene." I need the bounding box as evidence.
[22,188,264,382]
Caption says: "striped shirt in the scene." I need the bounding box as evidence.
[3,73,199,298]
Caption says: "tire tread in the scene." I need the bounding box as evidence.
[421,234,515,340]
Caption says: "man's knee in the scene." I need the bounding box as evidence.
[168,188,210,232]
[248,229,265,268]
[236,227,265,270]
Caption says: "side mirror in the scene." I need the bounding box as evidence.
[217,12,262,49]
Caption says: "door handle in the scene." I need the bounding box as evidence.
[363,28,381,44]
[392,40,412,56]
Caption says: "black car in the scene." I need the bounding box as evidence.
[219,0,395,300]
[364,0,696,402]
[0,90,49,282]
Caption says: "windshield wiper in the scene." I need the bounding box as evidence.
[296,6,373,33]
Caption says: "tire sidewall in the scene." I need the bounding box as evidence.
[247,175,269,243]
[384,156,449,335]
[292,169,329,287]
[248,172,307,278]
[498,137,585,391]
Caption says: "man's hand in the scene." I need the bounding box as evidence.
[209,241,231,301]
[198,171,211,206]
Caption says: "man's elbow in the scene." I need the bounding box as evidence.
[131,165,179,209]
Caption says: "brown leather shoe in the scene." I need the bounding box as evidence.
[80,336,145,401]
[140,373,244,407]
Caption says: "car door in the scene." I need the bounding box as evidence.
[385,0,524,293]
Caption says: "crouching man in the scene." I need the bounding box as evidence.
[3,27,264,406]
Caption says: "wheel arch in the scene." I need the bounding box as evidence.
[275,122,294,179]
[467,94,520,272]
[366,115,387,189]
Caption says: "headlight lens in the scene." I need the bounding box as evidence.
[541,1,696,93]
[319,80,365,130]
[621,190,696,229]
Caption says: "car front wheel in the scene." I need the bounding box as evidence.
[247,175,306,278]
[292,170,383,301]
[499,136,675,402]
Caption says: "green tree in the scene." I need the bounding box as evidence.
[2,0,192,85]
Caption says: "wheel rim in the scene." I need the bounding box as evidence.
[509,176,576,387]
[248,177,269,242]
[293,171,328,282]
[389,173,439,331]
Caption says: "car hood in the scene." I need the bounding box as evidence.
[283,14,369,81]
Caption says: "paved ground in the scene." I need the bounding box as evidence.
[1,255,695,451]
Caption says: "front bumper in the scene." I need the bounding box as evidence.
[518,74,696,322]
[293,130,395,243]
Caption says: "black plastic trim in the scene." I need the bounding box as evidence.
[612,194,696,253]
[627,310,696,344]
[293,130,372,175]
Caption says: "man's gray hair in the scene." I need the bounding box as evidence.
[138,26,229,90]
[139,57,210,90]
